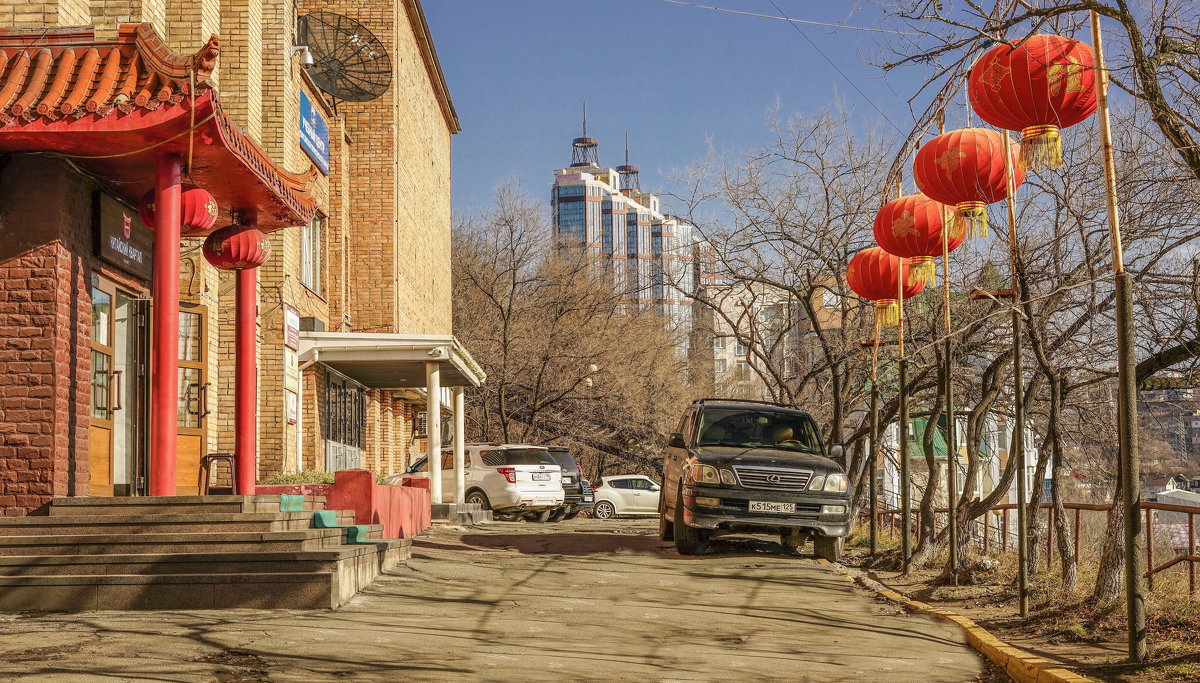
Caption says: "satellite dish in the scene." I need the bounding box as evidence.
[297,12,393,102]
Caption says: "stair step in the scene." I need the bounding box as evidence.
[0,528,385,555]
[0,572,339,610]
[0,543,409,576]
[48,495,329,516]
[0,511,355,536]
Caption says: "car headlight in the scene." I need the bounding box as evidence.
[689,463,721,485]
[719,469,737,485]
[807,475,826,491]
[824,473,847,493]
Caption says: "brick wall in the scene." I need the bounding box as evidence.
[0,157,152,515]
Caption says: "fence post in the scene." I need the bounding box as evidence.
[1047,506,1054,571]
[1003,508,1009,553]
[1190,512,1196,600]
[1146,507,1155,591]
[984,513,990,553]
[1080,506,1089,564]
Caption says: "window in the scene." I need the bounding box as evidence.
[301,214,323,294]
[713,336,726,350]
[714,359,727,373]
[631,478,657,490]
[735,342,747,357]
[326,373,365,448]
[736,360,748,379]
[823,289,841,309]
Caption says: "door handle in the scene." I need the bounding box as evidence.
[198,382,211,418]
[110,370,123,411]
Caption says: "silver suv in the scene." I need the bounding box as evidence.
[404,444,565,522]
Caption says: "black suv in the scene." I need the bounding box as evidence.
[660,398,851,560]
[547,447,594,521]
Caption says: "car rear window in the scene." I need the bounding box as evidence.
[480,449,556,466]
[548,450,578,469]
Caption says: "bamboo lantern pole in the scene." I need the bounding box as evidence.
[869,315,882,557]
[1001,130,1030,619]
[1090,9,1145,662]
[939,115,960,577]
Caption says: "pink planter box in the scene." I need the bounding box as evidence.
[257,472,431,539]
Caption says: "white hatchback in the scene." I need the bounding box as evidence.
[592,475,661,519]
[404,444,565,521]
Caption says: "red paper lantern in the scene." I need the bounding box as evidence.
[873,193,962,286]
[202,224,271,270]
[913,127,1024,240]
[846,247,925,327]
[138,185,220,236]
[968,35,1097,170]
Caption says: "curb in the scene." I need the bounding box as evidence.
[815,559,1094,683]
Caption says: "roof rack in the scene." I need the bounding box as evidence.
[693,397,801,410]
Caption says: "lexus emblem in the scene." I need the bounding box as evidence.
[765,473,782,484]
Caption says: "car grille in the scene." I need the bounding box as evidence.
[732,466,813,490]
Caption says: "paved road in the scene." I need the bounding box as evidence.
[0,519,986,681]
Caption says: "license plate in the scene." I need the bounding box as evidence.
[532,473,550,481]
[563,477,573,484]
[584,496,594,502]
[749,501,795,514]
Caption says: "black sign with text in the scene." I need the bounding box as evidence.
[94,192,154,281]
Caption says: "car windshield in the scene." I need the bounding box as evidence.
[480,448,556,466]
[548,450,578,469]
[694,408,821,454]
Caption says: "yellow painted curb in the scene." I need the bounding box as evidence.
[826,565,1096,683]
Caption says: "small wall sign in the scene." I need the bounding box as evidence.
[94,192,154,280]
[284,305,300,350]
[299,91,330,175]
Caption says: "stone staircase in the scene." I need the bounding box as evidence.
[0,495,410,611]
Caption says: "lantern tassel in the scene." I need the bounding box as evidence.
[1021,125,1063,170]
[875,299,899,327]
[908,257,936,287]
[955,201,988,240]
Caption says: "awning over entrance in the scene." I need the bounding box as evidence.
[0,24,316,229]
[298,332,486,388]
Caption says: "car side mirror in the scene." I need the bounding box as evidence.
[651,484,661,492]
[668,432,686,449]
[828,443,846,467]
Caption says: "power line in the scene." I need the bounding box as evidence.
[660,0,921,36]
[764,0,908,136]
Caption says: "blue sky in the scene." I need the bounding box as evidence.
[422,1,933,215]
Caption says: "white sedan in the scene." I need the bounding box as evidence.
[592,475,661,519]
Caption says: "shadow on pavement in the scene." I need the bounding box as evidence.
[456,529,823,561]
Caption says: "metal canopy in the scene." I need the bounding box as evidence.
[298,332,486,388]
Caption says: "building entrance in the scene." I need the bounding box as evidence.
[88,278,150,496]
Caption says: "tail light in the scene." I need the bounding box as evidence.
[497,467,517,483]
[577,465,584,479]
[593,481,603,488]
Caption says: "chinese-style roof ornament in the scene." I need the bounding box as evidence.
[873,193,961,286]
[846,247,925,327]
[968,35,1097,170]
[138,185,219,236]
[202,224,271,270]
[913,127,1024,240]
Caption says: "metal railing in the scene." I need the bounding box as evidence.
[864,500,1200,597]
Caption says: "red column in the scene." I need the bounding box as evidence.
[149,155,182,496]
[235,267,258,495]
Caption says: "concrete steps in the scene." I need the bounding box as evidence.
[0,494,412,610]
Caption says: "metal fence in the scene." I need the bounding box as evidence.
[866,500,1200,597]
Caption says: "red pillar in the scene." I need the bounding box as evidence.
[149,155,182,496]
[235,267,258,495]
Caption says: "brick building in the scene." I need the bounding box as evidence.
[0,0,481,515]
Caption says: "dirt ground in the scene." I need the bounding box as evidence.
[0,519,999,682]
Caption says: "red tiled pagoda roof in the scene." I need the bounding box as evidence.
[0,24,316,230]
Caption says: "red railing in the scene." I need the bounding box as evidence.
[865,500,1199,596]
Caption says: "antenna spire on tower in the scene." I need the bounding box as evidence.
[616,133,640,192]
[571,102,600,168]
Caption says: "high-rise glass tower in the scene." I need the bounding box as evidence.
[550,132,704,346]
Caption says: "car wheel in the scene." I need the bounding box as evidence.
[672,488,709,556]
[547,507,568,522]
[593,500,616,519]
[466,489,491,510]
[658,490,674,541]
[563,511,581,520]
[814,535,844,562]
[524,509,553,523]
[780,530,806,555]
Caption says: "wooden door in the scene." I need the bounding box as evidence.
[88,280,117,496]
[175,307,208,495]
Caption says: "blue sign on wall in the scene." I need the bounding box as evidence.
[299,91,330,176]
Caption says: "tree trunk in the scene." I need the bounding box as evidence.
[1093,472,1126,604]
[1049,378,1077,593]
